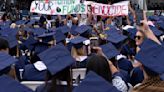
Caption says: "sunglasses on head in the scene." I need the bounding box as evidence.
[135,35,143,40]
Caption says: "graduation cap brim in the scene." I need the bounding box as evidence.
[73,71,120,92]
[38,44,74,75]
[0,75,34,92]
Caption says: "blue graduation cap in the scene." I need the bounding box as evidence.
[1,27,18,36]
[70,25,78,36]
[135,39,164,75]
[15,20,26,25]
[24,27,34,32]
[126,28,137,40]
[1,36,18,48]
[2,21,12,26]
[54,30,66,43]
[73,71,120,92]
[100,43,120,59]
[70,36,87,49]
[0,52,17,71]
[157,21,164,31]
[37,32,55,43]
[56,25,71,34]
[149,25,163,36]
[23,36,37,50]
[159,16,164,21]
[74,25,92,34]
[106,32,127,44]
[148,16,159,21]
[105,25,117,31]
[0,75,34,92]
[38,44,74,75]
[26,20,37,25]
[32,41,50,54]
[33,28,47,36]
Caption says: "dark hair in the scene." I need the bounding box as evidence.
[45,67,72,92]
[0,66,11,76]
[143,66,158,77]
[1,13,7,21]
[86,54,112,82]
[0,37,9,51]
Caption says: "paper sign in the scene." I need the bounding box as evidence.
[91,1,129,16]
[30,0,87,15]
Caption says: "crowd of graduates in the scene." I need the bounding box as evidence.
[0,1,164,92]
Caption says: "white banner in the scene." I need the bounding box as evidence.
[30,0,87,15]
[91,1,129,16]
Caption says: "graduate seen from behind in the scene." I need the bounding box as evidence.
[0,38,17,79]
[86,46,131,92]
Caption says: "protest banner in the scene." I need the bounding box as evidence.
[30,0,87,15]
[91,1,129,16]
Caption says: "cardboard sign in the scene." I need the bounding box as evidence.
[30,0,87,15]
[91,1,129,16]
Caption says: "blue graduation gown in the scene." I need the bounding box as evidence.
[23,64,47,81]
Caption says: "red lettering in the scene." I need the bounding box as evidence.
[92,4,100,15]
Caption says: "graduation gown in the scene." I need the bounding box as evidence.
[23,64,47,81]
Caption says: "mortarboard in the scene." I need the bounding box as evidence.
[0,52,17,71]
[70,25,78,36]
[148,16,159,21]
[33,28,47,36]
[1,27,18,36]
[26,20,37,25]
[100,43,120,59]
[24,27,34,32]
[159,16,164,21]
[15,20,26,25]
[106,32,127,44]
[23,36,37,50]
[70,36,87,49]
[74,25,92,34]
[135,39,164,74]
[37,32,55,43]
[38,44,75,75]
[126,28,137,40]
[157,21,164,31]
[73,71,120,92]
[54,30,66,43]
[149,25,163,36]
[32,41,51,54]
[1,35,18,48]
[56,25,71,34]
[0,75,34,92]
[2,21,12,26]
